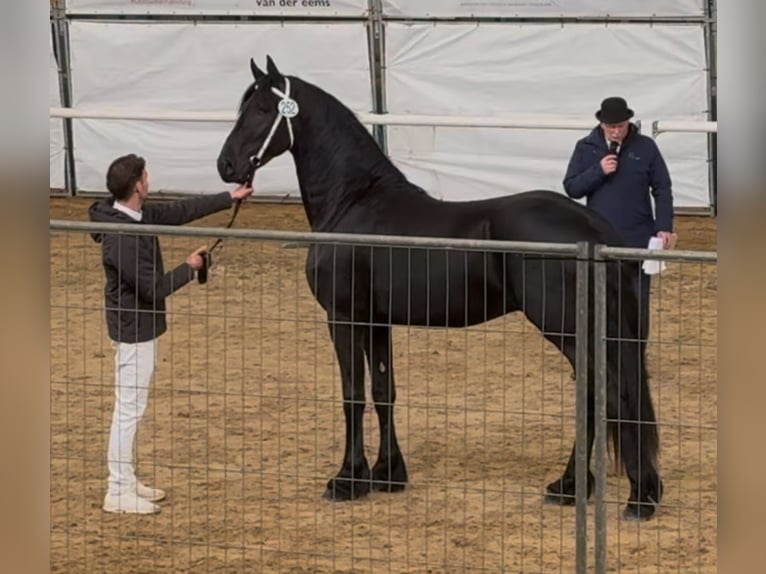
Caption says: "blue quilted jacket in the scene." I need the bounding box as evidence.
[562,124,674,248]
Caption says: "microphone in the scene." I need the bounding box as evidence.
[605,140,619,176]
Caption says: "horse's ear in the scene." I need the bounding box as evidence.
[266,54,282,79]
[250,58,265,80]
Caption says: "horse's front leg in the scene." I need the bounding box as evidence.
[366,325,408,493]
[323,320,371,501]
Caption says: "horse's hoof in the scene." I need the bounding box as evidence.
[622,502,657,521]
[371,479,407,493]
[544,474,592,506]
[544,490,576,506]
[323,477,370,502]
[371,459,408,493]
[545,478,574,505]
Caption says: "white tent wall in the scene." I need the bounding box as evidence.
[382,22,711,209]
[380,0,705,18]
[57,2,714,209]
[67,20,373,196]
[50,28,66,190]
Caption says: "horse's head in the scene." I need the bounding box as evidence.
[217,55,300,185]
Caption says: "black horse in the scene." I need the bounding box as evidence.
[217,56,663,521]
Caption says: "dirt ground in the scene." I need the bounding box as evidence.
[49,197,717,573]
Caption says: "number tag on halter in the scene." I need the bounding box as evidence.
[278,98,299,118]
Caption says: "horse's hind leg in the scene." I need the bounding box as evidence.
[612,342,663,521]
[543,338,596,505]
[511,256,594,506]
[323,320,371,501]
[365,325,408,492]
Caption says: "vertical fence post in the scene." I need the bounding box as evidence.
[51,0,76,196]
[367,0,388,154]
[593,245,608,574]
[575,241,590,574]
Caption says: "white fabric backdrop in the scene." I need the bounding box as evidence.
[66,0,368,17]
[384,22,711,208]
[68,21,373,195]
[381,0,705,18]
[50,31,66,190]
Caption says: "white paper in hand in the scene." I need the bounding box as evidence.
[642,236,666,275]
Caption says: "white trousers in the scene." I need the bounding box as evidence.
[107,339,158,495]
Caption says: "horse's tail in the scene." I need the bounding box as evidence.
[603,257,660,478]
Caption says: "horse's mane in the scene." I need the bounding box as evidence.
[294,77,421,196]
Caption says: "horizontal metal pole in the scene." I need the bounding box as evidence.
[67,189,303,204]
[63,10,709,22]
[50,106,714,134]
[48,106,595,129]
[50,107,236,123]
[49,219,581,255]
[652,120,718,135]
[597,245,717,262]
[355,112,597,130]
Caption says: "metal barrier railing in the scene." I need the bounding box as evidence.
[48,218,717,573]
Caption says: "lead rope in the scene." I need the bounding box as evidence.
[198,78,300,284]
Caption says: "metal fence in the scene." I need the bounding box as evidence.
[49,219,717,573]
[592,244,717,574]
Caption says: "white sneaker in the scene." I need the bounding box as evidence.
[136,482,166,502]
[103,491,160,514]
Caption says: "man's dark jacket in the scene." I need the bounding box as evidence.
[89,192,234,343]
[562,124,673,248]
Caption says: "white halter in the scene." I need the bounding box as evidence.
[249,77,299,167]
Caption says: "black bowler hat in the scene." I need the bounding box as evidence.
[595,97,634,124]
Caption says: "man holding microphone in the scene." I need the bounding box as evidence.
[563,96,677,341]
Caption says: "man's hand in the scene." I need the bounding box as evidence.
[187,245,208,270]
[230,184,254,202]
[656,231,677,249]
[600,154,618,175]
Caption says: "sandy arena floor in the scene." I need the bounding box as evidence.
[50,197,717,573]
